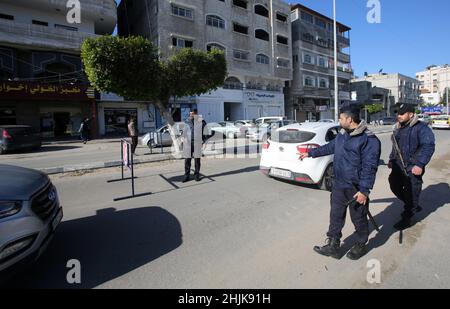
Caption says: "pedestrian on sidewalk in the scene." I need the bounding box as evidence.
[180,109,207,182]
[388,104,435,230]
[127,116,139,155]
[299,106,381,260]
[79,118,90,144]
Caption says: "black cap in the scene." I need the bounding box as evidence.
[395,104,416,115]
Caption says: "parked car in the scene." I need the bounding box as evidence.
[318,119,336,123]
[140,123,183,148]
[0,125,41,155]
[431,115,450,129]
[417,114,431,125]
[260,122,340,191]
[248,120,295,142]
[233,120,256,137]
[0,164,63,278]
[210,122,242,139]
[379,117,397,126]
[254,116,285,126]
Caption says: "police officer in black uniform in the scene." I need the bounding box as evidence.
[388,104,435,230]
[300,106,381,260]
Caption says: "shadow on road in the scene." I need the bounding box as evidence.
[4,206,182,289]
[340,182,450,255]
[3,145,82,156]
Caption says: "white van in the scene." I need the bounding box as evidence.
[255,117,285,125]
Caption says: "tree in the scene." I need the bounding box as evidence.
[364,103,384,114]
[81,35,227,152]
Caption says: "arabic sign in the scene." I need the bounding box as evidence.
[0,81,91,101]
[421,106,442,114]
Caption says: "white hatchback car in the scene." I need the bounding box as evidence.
[259,122,340,191]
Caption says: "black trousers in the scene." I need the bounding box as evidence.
[184,157,201,176]
[327,187,369,244]
[131,136,138,154]
[389,162,424,217]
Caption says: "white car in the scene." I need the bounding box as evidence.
[431,115,450,129]
[255,116,285,126]
[260,122,340,191]
[140,123,183,148]
[210,122,242,139]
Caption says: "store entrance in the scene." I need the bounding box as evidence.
[104,108,137,136]
[53,112,71,137]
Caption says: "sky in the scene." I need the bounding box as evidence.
[114,0,449,78]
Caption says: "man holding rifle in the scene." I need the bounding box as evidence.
[299,106,381,260]
[389,104,435,230]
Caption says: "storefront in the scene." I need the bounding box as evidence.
[0,81,95,138]
[98,92,157,136]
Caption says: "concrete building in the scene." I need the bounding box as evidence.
[416,65,450,105]
[350,80,395,120]
[118,0,293,124]
[0,0,116,138]
[352,73,420,115]
[286,4,352,122]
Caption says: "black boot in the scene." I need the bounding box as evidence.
[346,243,367,260]
[195,174,201,182]
[313,238,341,259]
[394,217,412,230]
[182,175,190,183]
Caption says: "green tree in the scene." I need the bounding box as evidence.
[81,35,227,151]
[364,103,384,114]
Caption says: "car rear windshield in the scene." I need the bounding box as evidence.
[271,130,316,144]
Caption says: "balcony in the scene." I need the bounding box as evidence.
[338,52,350,63]
[0,19,98,53]
[337,35,350,47]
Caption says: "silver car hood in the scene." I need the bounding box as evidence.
[0,164,49,201]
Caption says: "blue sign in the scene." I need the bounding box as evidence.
[421,106,442,114]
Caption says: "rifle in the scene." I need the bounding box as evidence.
[390,134,409,177]
[347,198,380,232]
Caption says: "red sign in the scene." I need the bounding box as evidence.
[0,81,92,101]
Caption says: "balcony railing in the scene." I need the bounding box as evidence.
[0,19,98,52]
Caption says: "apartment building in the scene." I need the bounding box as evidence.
[416,65,450,105]
[118,0,293,124]
[287,4,352,122]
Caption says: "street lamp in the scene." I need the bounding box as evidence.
[333,0,339,122]
[446,65,449,116]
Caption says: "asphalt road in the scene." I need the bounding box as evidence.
[3,130,450,288]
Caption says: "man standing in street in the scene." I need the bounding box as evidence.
[388,104,435,230]
[127,116,139,155]
[181,109,207,182]
[79,118,90,144]
[299,106,381,260]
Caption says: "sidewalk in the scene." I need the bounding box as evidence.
[2,126,394,175]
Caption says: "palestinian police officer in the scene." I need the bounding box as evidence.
[388,104,435,230]
[299,106,381,260]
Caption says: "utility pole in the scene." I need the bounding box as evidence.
[333,0,339,122]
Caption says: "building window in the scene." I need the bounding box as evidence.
[303,53,314,65]
[233,0,247,9]
[301,11,313,23]
[233,23,248,35]
[256,54,269,65]
[318,57,327,68]
[317,37,328,48]
[254,5,269,18]
[319,78,328,88]
[224,77,243,89]
[255,29,269,41]
[55,24,78,31]
[207,43,226,52]
[32,20,49,26]
[276,35,288,45]
[315,18,326,29]
[277,58,289,68]
[172,37,193,48]
[276,12,288,23]
[304,76,315,87]
[0,13,14,20]
[171,4,193,19]
[206,15,225,29]
[233,50,249,61]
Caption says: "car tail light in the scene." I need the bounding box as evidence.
[262,141,270,149]
[2,130,12,139]
[297,144,320,153]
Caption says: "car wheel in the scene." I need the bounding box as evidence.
[147,139,155,148]
[319,164,333,192]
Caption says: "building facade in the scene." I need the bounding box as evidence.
[118,0,293,123]
[0,0,116,138]
[352,73,420,115]
[350,80,395,120]
[416,65,450,105]
[286,4,352,122]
